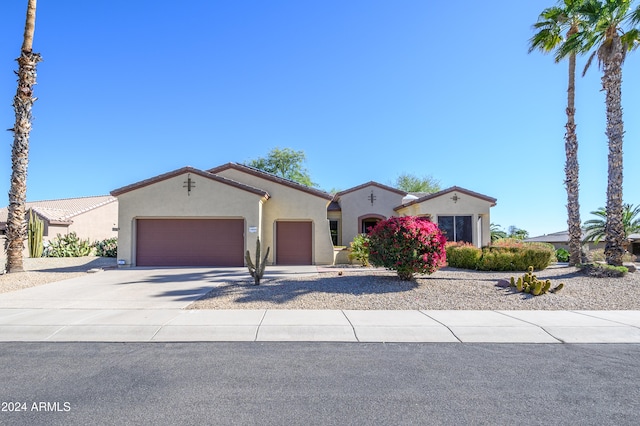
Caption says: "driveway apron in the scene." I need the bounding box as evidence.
[0,267,264,309]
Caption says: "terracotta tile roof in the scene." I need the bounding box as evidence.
[208,163,333,200]
[0,195,117,225]
[110,166,270,199]
[394,186,497,211]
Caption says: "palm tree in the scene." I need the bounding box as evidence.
[490,223,507,242]
[583,203,640,247]
[572,0,640,266]
[529,0,589,266]
[5,0,41,273]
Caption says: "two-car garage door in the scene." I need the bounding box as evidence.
[136,219,244,267]
[136,219,313,267]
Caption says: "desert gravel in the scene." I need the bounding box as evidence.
[1,257,639,310]
[188,264,640,311]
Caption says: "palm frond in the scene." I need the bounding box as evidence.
[621,28,640,50]
[629,2,640,24]
[529,28,563,53]
[582,50,598,75]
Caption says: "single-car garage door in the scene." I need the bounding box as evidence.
[276,221,312,265]
[136,219,244,266]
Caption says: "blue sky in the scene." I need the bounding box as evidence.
[1,1,639,238]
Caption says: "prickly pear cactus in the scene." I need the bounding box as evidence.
[509,266,564,296]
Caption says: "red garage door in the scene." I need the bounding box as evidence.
[136,219,244,266]
[276,221,312,265]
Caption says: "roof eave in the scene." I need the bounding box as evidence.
[209,163,333,200]
[111,166,269,198]
[394,186,497,211]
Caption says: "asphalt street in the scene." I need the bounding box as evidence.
[1,342,639,425]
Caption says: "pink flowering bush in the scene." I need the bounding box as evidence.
[368,216,447,280]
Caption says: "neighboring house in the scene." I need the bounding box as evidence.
[630,234,640,256]
[111,163,497,267]
[525,230,640,256]
[0,195,118,246]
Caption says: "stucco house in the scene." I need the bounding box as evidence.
[0,195,118,245]
[111,163,496,267]
[526,230,640,256]
[329,183,495,248]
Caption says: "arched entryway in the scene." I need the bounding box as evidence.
[358,214,386,234]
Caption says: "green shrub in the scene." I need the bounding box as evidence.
[578,263,628,278]
[475,239,555,271]
[477,245,554,271]
[44,232,94,257]
[555,248,570,262]
[94,237,117,257]
[588,248,636,263]
[348,234,370,266]
[446,242,482,270]
[368,216,447,280]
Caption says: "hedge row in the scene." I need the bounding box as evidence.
[446,239,556,271]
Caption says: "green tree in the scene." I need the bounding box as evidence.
[583,203,640,246]
[571,0,640,265]
[393,173,441,193]
[490,223,508,242]
[529,0,590,266]
[245,147,316,187]
[508,226,529,240]
[5,0,41,273]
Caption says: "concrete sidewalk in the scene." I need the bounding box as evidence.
[1,308,639,343]
[1,266,639,343]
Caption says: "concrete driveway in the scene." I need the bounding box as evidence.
[0,266,318,309]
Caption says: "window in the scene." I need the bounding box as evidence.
[361,218,381,234]
[438,215,472,243]
[329,220,339,246]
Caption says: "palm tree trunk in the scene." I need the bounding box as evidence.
[601,35,625,267]
[565,51,582,266]
[5,0,40,273]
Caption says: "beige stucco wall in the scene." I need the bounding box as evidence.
[216,169,334,264]
[338,186,406,246]
[115,173,263,267]
[66,201,119,242]
[44,224,69,241]
[396,192,493,247]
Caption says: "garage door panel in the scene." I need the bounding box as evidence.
[136,219,244,266]
[276,221,312,265]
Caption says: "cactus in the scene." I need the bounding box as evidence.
[27,208,44,258]
[510,266,564,296]
[549,283,564,293]
[245,237,270,285]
